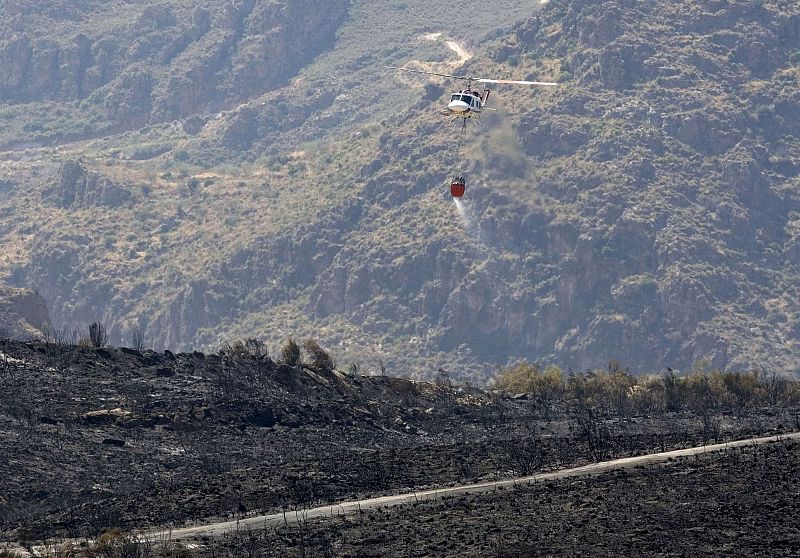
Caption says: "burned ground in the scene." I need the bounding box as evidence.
[0,340,797,545]
[204,438,800,557]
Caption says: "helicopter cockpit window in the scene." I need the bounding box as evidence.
[460,94,473,106]
[451,94,460,102]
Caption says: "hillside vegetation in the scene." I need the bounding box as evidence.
[1,0,800,379]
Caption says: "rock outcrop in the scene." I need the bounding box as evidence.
[0,286,51,340]
[43,160,132,208]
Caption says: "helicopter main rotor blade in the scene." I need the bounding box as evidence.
[387,66,473,81]
[388,66,559,86]
[478,78,558,86]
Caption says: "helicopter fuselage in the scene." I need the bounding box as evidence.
[446,90,483,118]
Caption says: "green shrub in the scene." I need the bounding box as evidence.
[187,177,200,194]
[266,153,289,170]
[130,143,170,160]
[495,361,563,401]
[287,162,306,176]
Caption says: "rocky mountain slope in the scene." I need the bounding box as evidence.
[489,0,800,371]
[0,0,348,144]
[1,0,799,379]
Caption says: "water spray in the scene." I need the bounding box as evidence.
[453,196,476,236]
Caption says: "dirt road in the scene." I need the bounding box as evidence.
[150,431,800,541]
[396,33,472,84]
[444,40,472,64]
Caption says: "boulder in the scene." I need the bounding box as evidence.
[82,408,132,425]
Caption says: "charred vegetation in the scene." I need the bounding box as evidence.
[0,339,798,544]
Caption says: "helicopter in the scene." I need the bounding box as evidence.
[388,66,557,124]
[389,66,557,197]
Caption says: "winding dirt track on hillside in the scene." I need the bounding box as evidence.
[397,33,473,85]
[443,39,472,65]
[149,431,800,541]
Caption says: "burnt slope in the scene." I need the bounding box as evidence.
[2,339,795,541]
[207,437,800,557]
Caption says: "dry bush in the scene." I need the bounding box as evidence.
[582,367,637,415]
[94,528,149,558]
[222,337,271,362]
[303,339,335,371]
[89,322,109,348]
[628,376,667,414]
[280,338,301,366]
[131,327,146,351]
[574,406,613,461]
[496,360,800,418]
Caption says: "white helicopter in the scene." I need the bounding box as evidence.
[389,66,557,197]
[388,66,557,124]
